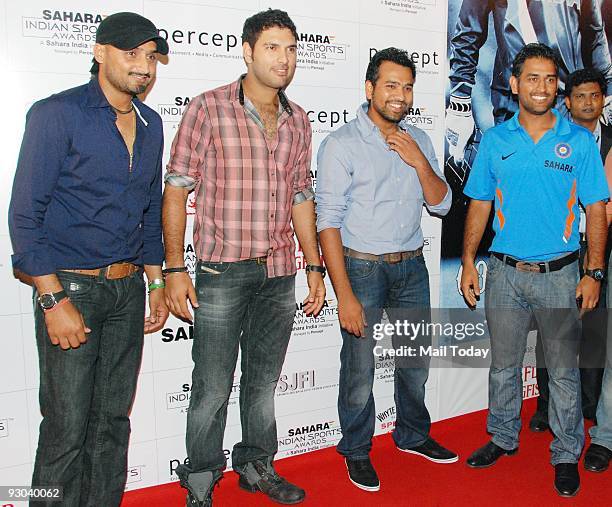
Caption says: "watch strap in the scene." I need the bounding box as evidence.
[306,265,326,278]
[38,290,68,310]
[585,268,605,281]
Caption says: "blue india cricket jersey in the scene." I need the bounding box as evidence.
[464,109,609,261]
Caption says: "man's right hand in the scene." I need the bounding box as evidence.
[165,272,199,322]
[338,292,367,338]
[44,300,90,350]
[460,262,481,308]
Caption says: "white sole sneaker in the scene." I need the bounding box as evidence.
[396,446,459,464]
[345,462,381,492]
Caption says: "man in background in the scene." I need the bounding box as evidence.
[530,68,612,432]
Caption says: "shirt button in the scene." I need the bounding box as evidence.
[399,200,403,205]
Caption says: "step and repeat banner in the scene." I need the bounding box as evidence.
[0,0,541,494]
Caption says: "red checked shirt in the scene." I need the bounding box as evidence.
[165,75,313,277]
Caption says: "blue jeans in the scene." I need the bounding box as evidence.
[32,270,146,507]
[485,255,583,465]
[337,254,431,460]
[177,260,296,479]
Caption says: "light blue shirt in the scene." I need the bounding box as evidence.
[464,109,609,261]
[316,103,451,254]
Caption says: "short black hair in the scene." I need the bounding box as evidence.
[242,9,298,49]
[366,47,416,84]
[511,42,559,78]
[565,68,606,97]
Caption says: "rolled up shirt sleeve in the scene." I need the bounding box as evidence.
[293,111,314,205]
[9,99,69,276]
[165,96,209,190]
[419,131,452,216]
[315,136,351,232]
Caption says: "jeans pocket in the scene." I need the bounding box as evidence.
[345,256,377,280]
[56,272,96,298]
[196,260,232,275]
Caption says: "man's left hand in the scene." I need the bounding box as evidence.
[303,272,326,316]
[386,130,428,169]
[145,287,170,333]
[576,276,600,317]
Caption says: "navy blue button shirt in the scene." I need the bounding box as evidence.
[9,78,164,276]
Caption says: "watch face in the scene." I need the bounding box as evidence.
[39,293,56,309]
[594,270,605,281]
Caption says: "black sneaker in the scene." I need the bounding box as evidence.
[396,437,458,463]
[345,457,380,492]
[236,458,305,504]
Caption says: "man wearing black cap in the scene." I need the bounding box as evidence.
[9,12,169,507]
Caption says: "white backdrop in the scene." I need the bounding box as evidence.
[0,0,532,496]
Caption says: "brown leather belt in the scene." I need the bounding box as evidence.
[343,247,423,264]
[61,262,140,280]
[248,256,268,265]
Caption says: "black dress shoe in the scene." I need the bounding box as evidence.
[554,463,580,497]
[466,441,518,468]
[584,444,612,472]
[529,412,549,432]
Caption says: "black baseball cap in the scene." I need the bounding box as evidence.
[91,12,169,73]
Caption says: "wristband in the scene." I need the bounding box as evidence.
[305,264,326,278]
[44,296,71,313]
[148,278,166,293]
[162,266,188,276]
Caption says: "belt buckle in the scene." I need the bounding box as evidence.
[105,263,121,279]
[106,263,133,279]
[387,252,402,264]
[515,261,541,273]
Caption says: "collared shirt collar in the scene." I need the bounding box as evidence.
[85,76,110,108]
[356,102,385,139]
[593,121,602,148]
[85,76,146,125]
[507,108,570,135]
[232,74,293,115]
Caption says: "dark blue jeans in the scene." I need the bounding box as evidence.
[32,270,146,507]
[177,260,296,479]
[337,254,431,460]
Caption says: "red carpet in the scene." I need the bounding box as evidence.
[121,399,612,506]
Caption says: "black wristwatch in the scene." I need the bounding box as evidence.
[305,265,326,278]
[37,290,67,311]
[585,268,606,282]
